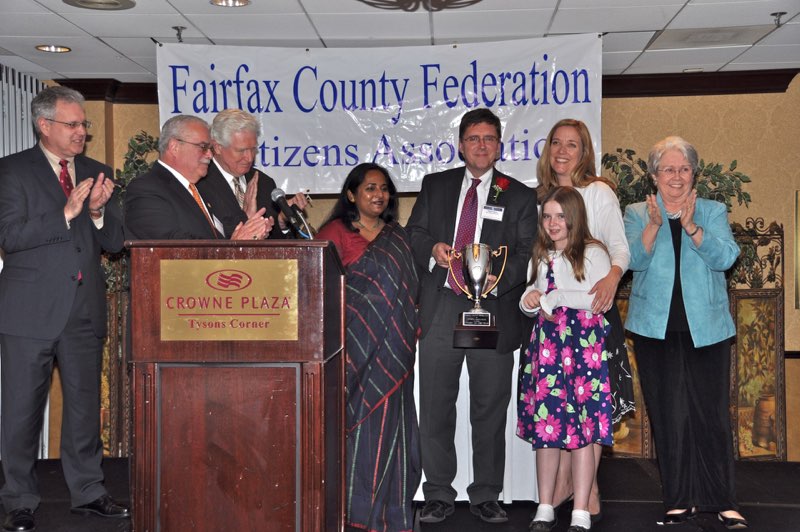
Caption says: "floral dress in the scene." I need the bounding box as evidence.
[517,258,614,449]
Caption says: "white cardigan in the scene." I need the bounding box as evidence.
[576,181,630,274]
[519,245,611,316]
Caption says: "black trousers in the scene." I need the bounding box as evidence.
[0,284,106,511]
[633,332,738,512]
[418,290,514,505]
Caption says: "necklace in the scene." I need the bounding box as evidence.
[354,218,382,231]
[666,210,682,220]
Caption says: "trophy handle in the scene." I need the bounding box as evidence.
[481,245,508,298]
[446,248,474,299]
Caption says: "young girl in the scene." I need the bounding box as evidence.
[517,186,614,532]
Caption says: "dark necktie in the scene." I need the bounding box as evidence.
[59,159,81,281]
[451,178,481,294]
[58,159,74,197]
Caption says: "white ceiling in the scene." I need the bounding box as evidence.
[0,0,798,83]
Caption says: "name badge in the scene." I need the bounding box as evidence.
[482,204,504,222]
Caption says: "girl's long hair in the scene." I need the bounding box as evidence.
[531,186,607,282]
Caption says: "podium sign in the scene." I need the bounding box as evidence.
[128,241,345,532]
[159,259,299,341]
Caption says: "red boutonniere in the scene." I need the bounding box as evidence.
[491,176,510,203]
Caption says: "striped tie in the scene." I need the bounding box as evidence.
[232,176,246,209]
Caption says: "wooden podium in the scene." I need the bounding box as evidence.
[127,241,345,532]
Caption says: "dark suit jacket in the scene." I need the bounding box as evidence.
[406,166,537,353]
[195,161,286,239]
[124,161,223,240]
[0,146,124,340]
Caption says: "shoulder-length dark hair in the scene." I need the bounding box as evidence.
[323,162,399,232]
[536,118,614,198]
[531,186,607,282]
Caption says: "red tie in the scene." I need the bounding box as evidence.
[451,178,481,294]
[58,159,74,197]
[59,159,82,282]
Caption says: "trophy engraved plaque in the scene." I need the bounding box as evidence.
[447,243,508,348]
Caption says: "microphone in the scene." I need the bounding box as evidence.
[270,188,312,238]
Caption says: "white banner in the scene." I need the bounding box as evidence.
[157,34,602,193]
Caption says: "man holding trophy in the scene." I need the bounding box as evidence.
[407,108,538,524]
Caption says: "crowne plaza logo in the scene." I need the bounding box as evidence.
[205,270,253,291]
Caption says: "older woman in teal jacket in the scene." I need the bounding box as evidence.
[624,136,747,530]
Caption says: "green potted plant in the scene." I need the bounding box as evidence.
[115,130,159,194]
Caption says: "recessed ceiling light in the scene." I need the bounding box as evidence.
[210,0,251,6]
[35,44,72,53]
[63,0,136,10]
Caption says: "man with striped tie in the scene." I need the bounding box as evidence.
[197,109,308,239]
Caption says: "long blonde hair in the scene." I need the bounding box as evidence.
[536,118,614,198]
[531,186,607,282]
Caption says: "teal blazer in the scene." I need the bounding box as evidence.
[623,195,739,348]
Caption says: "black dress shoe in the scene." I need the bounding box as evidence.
[71,494,130,518]
[657,507,697,525]
[567,526,590,532]
[529,517,558,532]
[718,512,749,529]
[419,500,454,523]
[2,508,35,532]
[470,501,508,523]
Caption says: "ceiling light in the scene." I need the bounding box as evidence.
[210,0,251,6]
[649,26,773,50]
[35,44,72,53]
[63,0,136,9]
[683,68,704,73]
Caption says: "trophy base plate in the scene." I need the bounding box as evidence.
[453,324,499,349]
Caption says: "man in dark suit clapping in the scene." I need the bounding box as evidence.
[197,108,308,239]
[124,114,269,241]
[407,108,537,525]
[0,86,128,532]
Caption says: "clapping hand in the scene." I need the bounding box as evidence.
[231,207,270,240]
[64,178,93,222]
[645,194,662,227]
[680,189,697,231]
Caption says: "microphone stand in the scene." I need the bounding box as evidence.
[291,205,315,239]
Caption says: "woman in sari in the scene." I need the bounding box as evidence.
[316,162,421,532]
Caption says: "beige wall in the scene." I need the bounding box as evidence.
[79,74,800,457]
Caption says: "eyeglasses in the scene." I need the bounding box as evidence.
[176,138,214,153]
[45,118,92,130]
[462,135,500,145]
[658,166,694,178]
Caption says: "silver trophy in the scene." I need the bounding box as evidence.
[447,243,507,348]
